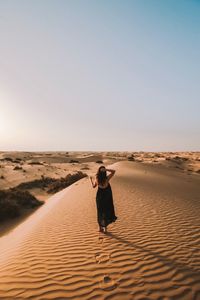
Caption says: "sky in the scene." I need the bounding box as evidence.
[0,0,199,151]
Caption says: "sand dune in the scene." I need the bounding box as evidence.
[0,161,200,299]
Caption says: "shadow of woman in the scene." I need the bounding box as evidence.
[106,232,200,279]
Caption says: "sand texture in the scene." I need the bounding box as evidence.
[0,160,200,299]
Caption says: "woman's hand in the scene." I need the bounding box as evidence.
[106,168,115,173]
[89,176,97,188]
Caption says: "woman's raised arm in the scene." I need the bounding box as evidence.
[106,169,116,181]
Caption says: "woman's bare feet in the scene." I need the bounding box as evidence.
[99,226,104,233]
[99,225,108,233]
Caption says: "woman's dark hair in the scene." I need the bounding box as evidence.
[96,165,107,185]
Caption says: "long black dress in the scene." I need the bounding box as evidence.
[96,182,117,227]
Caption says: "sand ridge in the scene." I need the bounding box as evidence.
[0,161,200,299]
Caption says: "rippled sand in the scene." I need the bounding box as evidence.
[0,161,200,299]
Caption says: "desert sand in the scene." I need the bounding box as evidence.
[0,151,120,235]
[0,156,200,299]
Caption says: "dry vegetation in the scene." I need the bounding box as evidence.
[0,171,87,223]
[0,189,44,221]
[16,171,88,194]
[0,151,199,227]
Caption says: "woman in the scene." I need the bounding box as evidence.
[90,166,117,233]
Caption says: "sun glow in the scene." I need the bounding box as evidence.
[0,112,8,135]
[0,103,14,138]
[0,90,16,139]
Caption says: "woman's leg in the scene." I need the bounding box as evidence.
[99,225,104,232]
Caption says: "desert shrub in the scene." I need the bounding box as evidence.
[0,157,13,162]
[0,196,20,220]
[127,155,135,161]
[47,171,87,194]
[16,177,57,190]
[8,189,44,208]
[16,171,87,194]
[13,158,22,163]
[173,156,188,161]
[0,189,43,221]
[166,156,188,163]
[28,161,43,165]
[153,153,161,158]
[69,159,79,163]
[96,160,103,164]
[13,166,23,170]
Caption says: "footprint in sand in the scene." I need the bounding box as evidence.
[100,275,118,291]
[98,236,104,243]
[95,252,111,264]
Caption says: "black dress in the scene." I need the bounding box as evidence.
[96,182,117,227]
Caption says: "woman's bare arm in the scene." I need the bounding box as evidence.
[90,176,97,188]
[106,168,116,181]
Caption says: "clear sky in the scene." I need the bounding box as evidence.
[0,0,199,151]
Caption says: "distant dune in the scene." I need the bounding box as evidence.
[0,160,200,299]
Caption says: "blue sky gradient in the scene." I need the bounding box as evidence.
[0,0,199,151]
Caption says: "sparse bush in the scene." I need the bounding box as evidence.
[173,156,188,161]
[0,189,43,221]
[28,161,43,165]
[1,157,13,162]
[15,172,87,193]
[8,189,44,208]
[13,166,23,170]
[13,158,22,163]
[0,171,87,223]
[47,171,87,194]
[127,154,135,161]
[0,198,20,220]
[127,155,135,161]
[96,160,103,164]
[16,177,57,190]
[167,156,188,163]
[69,159,79,163]
[153,153,161,158]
